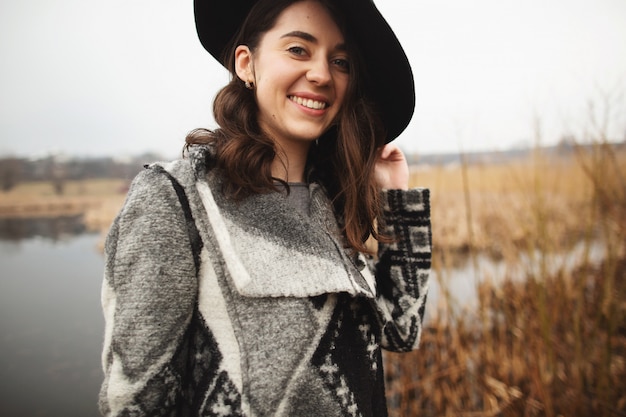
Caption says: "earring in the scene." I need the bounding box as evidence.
[245,80,254,90]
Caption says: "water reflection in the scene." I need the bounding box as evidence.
[427,239,606,319]
[0,215,87,241]
[0,220,104,417]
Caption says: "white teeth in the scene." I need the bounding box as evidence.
[289,96,327,110]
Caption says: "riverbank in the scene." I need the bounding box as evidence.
[0,178,126,219]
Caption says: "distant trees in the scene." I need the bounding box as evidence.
[47,157,67,195]
[0,153,155,189]
[0,157,22,192]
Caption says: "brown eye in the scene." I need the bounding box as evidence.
[332,58,350,72]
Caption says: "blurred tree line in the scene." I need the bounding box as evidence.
[2,139,622,194]
[0,153,163,193]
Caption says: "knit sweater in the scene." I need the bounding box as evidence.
[99,145,431,417]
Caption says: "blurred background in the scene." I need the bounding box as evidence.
[1,0,625,416]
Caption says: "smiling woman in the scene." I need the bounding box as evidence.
[98,0,432,416]
[232,2,351,174]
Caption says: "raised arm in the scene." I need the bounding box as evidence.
[372,144,432,352]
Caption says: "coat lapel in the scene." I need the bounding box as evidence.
[195,171,376,299]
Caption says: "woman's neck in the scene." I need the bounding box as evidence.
[270,140,312,183]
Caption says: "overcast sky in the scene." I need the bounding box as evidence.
[1,0,625,158]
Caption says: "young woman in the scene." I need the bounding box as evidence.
[99,0,431,416]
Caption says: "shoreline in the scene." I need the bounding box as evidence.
[0,196,106,219]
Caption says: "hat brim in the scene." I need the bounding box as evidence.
[194,0,414,143]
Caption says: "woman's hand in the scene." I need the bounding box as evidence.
[374,144,409,190]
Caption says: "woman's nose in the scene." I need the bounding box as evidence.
[305,57,332,86]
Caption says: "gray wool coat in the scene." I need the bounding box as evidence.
[99,145,431,417]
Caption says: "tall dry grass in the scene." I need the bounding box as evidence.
[385,142,626,416]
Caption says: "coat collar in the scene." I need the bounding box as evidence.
[165,146,376,299]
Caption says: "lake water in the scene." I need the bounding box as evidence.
[0,219,104,417]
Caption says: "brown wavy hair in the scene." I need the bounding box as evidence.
[186,0,389,253]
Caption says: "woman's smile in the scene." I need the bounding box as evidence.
[288,95,328,110]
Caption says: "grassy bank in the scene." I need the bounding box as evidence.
[385,143,626,416]
[0,178,127,232]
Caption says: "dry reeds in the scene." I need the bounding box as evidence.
[387,142,626,416]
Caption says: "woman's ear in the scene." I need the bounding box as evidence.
[234,45,254,84]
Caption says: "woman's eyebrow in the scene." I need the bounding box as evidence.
[280,30,347,51]
[281,30,317,43]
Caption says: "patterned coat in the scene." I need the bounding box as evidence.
[99,145,431,417]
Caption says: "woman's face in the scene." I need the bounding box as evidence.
[236,0,350,151]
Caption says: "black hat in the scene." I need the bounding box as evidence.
[194,0,415,143]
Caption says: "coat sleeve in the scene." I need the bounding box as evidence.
[99,167,198,416]
[371,188,431,352]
